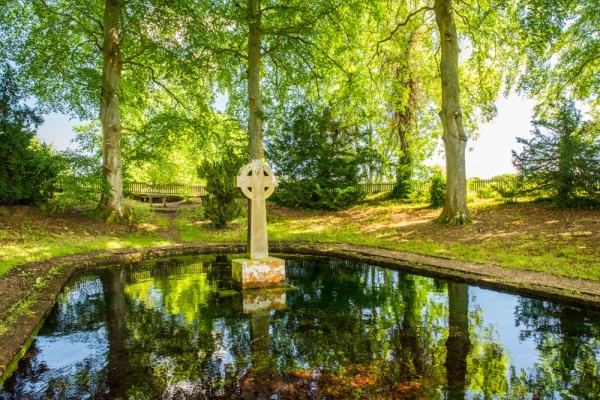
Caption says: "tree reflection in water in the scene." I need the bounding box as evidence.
[1,255,600,399]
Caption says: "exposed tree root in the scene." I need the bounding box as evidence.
[434,209,473,225]
[89,203,134,224]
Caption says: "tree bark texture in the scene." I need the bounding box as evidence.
[99,0,125,218]
[247,0,263,161]
[434,0,472,224]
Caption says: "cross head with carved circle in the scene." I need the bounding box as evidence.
[234,160,277,201]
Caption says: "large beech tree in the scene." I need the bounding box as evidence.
[190,0,354,161]
[373,0,517,224]
[433,0,470,224]
[99,0,125,219]
[0,0,207,220]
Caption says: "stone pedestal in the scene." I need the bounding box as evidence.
[233,160,285,289]
[232,257,286,290]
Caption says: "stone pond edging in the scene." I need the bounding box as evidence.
[2,241,600,383]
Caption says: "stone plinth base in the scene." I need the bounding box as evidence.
[232,257,285,290]
[234,287,287,314]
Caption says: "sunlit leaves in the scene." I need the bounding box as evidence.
[517,0,600,102]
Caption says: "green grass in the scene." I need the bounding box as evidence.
[174,197,600,281]
[2,196,600,281]
[0,234,170,276]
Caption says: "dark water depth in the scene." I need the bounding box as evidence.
[1,255,599,399]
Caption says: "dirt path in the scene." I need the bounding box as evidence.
[154,204,181,242]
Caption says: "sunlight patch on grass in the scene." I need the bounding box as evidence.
[105,241,124,250]
[137,223,161,231]
[0,235,170,277]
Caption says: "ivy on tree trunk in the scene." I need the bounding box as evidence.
[434,0,472,225]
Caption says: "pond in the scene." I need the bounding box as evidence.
[1,255,599,399]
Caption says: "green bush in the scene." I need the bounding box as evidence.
[197,149,245,228]
[267,103,365,211]
[50,152,106,211]
[202,197,243,229]
[0,65,60,205]
[275,180,363,211]
[513,100,600,207]
[429,168,446,208]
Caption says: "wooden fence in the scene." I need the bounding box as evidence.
[361,177,525,194]
[56,177,208,197]
[57,176,599,197]
[124,182,207,197]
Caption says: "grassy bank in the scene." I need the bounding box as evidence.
[0,203,171,276]
[1,195,599,280]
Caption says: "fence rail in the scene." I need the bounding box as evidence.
[360,177,599,195]
[56,177,208,197]
[57,176,599,197]
[124,182,207,196]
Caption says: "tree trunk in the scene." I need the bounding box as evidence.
[247,0,263,161]
[434,0,472,225]
[97,0,127,221]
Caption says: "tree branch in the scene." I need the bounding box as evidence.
[370,6,433,65]
[202,43,248,61]
[285,34,351,78]
[260,4,339,36]
[33,0,102,50]
[125,61,192,112]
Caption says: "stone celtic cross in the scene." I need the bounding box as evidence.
[234,160,278,259]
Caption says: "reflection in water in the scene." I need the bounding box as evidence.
[445,282,470,400]
[1,255,600,399]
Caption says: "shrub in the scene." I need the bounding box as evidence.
[429,168,446,208]
[0,64,60,205]
[50,151,106,211]
[202,197,243,229]
[389,159,413,200]
[275,180,363,211]
[267,103,365,211]
[197,149,245,228]
[512,100,600,207]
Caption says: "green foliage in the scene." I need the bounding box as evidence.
[267,103,365,211]
[46,122,106,211]
[429,168,446,208]
[389,159,413,200]
[0,65,59,205]
[51,153,106,212]
[202,198,243,230]
[197,149,245,228]
[512,100,600,207]
[489,175,526,203]
[516,0,600,102]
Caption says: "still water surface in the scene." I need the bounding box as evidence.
[1,255,599,399]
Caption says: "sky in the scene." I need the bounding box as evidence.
[463,92,536,178]
[36,92,536,180]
